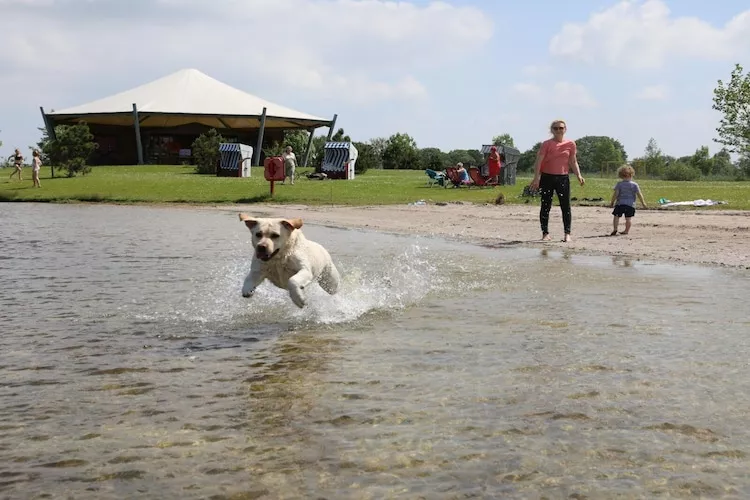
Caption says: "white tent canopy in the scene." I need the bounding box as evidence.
[47,68,332,130]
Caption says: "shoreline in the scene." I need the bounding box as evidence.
[212,202,750,270]
[7,199,749,269]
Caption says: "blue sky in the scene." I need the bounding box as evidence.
[1,0,749,162]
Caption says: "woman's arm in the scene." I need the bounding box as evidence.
[569,144,585,186]
[531,144,546,189]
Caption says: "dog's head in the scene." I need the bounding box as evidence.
[239,213,303,261]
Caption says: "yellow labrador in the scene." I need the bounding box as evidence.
[238,213,341,308]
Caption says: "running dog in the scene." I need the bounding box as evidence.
[238,213,341,308]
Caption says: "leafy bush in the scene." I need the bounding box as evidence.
[352,142,378,174]
[192,129,223,174]
[663,161,701,181]
[47,122,97,177]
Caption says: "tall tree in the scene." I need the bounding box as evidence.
[517,142,542,172]
[690,146,713,176]
[418,147,448,171]
[574,136,627,173]
[492,133,515,148]
[382,133,419,170]
[713,63,750,155]
[641,137,667,178]
[712,148,734,176]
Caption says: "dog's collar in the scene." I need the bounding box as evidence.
[259,248,281,262]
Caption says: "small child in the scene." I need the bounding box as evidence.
[609,165,647,236]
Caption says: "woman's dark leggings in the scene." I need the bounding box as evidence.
[539,173,571,235]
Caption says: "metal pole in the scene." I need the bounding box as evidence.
[132,103,144,165]
[326,114,338,141]
[302,128,315,168]
[39,106,57,178]
[253,107,267,167]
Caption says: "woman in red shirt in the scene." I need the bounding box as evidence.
[531,119,585,242]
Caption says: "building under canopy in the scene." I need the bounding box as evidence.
[42,68,336,166]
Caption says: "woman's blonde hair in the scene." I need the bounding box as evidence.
[33,150,40,157]
[617,165,635,179]
[549,119,567,132]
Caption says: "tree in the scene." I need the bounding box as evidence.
[382,133,419,170]
[418,147,448,171]
[517,142,542,172]
[46,122,98,177]
[713,64,750,156]
[712,148,735,177]
[574,136,627,173]
[492,133,515,148]
[689,146,712,176]
[192,128,223,174]
[737,155,750,178]
[641,137,666,178]
[591,139,624,174]
[351,142,377,174]
[446,149,476,167]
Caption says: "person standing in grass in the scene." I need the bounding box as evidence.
[609,164,647,235]
[9,148,23,180]
[531,119,585,242]
[282,146,297,185]
[31,150,42,188]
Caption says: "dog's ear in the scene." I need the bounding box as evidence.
[281,218,303,231]
[238,213,258,229]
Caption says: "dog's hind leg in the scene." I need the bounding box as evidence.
[288,269,314,308]
[242,262,264,298]
[318,264,341,295]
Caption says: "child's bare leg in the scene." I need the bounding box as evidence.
[611,216,619,236]
[621,217,632,235]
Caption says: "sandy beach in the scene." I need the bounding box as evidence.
[218,202,750,270]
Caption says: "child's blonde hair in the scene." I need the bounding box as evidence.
[32,150,40,157]
[617,165,635,179]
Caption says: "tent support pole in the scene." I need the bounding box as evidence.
[253,107,267,167]
[40,106,57,178]
[132,103,144,165]
[326,114,338,141]
[302,128,315,168]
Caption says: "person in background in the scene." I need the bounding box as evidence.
[610,164,647,235]
[31,150,42,188]
[487,145,502,183]
[456,162,471,184]
[530,119,585,242]
[282,146,297,185]
[9,148,23,181]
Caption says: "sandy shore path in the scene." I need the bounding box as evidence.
[213,203,750,269]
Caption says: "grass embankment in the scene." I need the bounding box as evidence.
[1,165,748,209]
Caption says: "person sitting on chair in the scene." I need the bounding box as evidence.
[456,163,471,184]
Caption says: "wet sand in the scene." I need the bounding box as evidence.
[219,203,750,269]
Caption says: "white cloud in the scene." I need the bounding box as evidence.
[549,0,750,69]
[634,84,669,100]
[512,81,597,108]
[0,0,491,105]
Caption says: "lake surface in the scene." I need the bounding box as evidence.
[1,203,749,499]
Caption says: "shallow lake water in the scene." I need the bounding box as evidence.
[1,203,749,499]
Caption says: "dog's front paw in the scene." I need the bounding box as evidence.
[289,287,306,309]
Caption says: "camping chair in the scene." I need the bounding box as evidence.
[425,169,445,187]
[468,167,498,188]
[445,167,470,188]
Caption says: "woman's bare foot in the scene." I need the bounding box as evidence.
[619,231,629,235]
[610,230,618,236]
[542,233,552,241]
[563,234,572,242]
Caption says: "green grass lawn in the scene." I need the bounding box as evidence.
[1,165,748,209]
